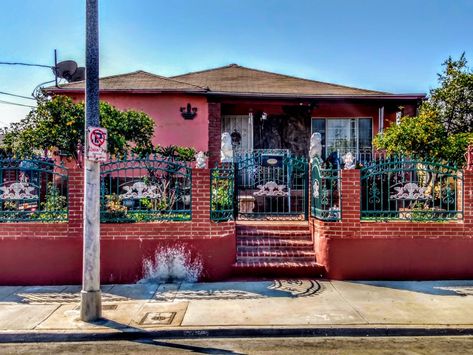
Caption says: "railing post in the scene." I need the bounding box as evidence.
[341,169,361,223]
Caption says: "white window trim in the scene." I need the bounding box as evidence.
[311,117,373,160]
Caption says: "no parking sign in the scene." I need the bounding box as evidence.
[86,127,108,161]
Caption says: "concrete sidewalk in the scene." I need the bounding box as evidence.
[1,280,473,340]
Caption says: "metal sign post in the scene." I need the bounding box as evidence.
[81,0,102,322]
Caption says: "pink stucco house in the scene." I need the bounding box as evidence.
[46,64,425,164]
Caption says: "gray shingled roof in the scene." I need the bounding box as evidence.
[171,64,388,96]
[45,64,405,97]
[49,70,206,92]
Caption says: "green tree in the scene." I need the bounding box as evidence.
[1,95,155,159]
[374,54,473,166]
[426,53,473,135]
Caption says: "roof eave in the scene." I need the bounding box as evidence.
[205,91,427,100]
[42,88,207,95]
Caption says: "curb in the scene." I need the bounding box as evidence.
[2,327,473,343]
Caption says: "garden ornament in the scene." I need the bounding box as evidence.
[309,132,322,163]
[221,132,233,163]
[194,151,207,169]
[343,152,356,169]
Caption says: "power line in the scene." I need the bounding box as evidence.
[0,99,36,108]
[0,61,52,69]
[0,91,35,101]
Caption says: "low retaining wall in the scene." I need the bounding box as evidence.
[0,168,236,285]
[310,170,473,280]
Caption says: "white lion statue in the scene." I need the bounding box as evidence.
[194,151,207,169]
[309,132,322,163]
[221,132,233,163]
[343,152,356,169]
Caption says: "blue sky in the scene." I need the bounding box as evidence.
[1,0,472,125]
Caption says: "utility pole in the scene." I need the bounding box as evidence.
[81,0,101,322]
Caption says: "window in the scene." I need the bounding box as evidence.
[311,118,372,161]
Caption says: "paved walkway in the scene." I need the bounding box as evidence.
[1,280,473,337]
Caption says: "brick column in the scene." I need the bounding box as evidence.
[67,166,84,238]
[341,169,361,222]
[191,169,211,222]
[464,170,473,225]
[208,102,221,167]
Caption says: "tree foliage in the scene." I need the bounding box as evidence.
[1,95,155,159]
[374,54,473,166]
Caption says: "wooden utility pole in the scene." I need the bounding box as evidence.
[81,0,102,322]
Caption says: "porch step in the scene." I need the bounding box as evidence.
[233,261,325,278]
[236,237,313,248]
[237,250,316,263]
[233,222,325,278]
[237,230,312,238]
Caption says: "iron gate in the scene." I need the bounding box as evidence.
[235,150,308,220]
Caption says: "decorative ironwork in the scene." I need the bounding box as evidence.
[0,157,68,222]
[120,181,160,199]
[0,182,37,200]
[390,182,431,200]
[253,181,288,196]
[311,157,341,221]
[210,163,234,222]
[101,153,192,222]
[235,150,308,220]
[361,157,463,221]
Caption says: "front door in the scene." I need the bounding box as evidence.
[235,150,308,220]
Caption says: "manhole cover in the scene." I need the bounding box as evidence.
[139,312,176,325]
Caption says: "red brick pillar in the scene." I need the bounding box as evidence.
[340,169,361,237]
[208,102,221,167]
[67,166,84,238]
[464,170,473,225]
[191,169,211,223]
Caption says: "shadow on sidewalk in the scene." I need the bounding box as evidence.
[352,280,473,296]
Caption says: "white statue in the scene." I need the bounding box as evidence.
[343,152,356,169]
[194,151,207,169]
[309,132,322,163]
[221,132,233,163]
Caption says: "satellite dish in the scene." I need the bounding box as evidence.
[69,67,85,82]
[52,60,78,81]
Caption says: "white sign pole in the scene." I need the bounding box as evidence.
[81,0,102,322]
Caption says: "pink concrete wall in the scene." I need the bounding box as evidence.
[70,93,209,152]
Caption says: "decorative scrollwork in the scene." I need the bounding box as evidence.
[0,182,38,200]
[369,180,381,203]
[120,181,161,199]
[390,182,432,200]
[253,181,288,196]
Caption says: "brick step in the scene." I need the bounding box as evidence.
[236,224,309,233]
[232,261,325,278]
[237,230,312,238]
[237,238,314,248]
[233,260,320,269]
[237,249,315,258]
[237,244,314,253]
[236,255,315,263]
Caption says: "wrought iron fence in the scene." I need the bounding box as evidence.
[361,157,463,221]
[210,163,234,222]
[311,157,341,221]
[100,153,192,222]
[0,157,68,222]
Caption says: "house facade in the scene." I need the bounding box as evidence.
[46,64,425,164]
[4,65,471,285]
